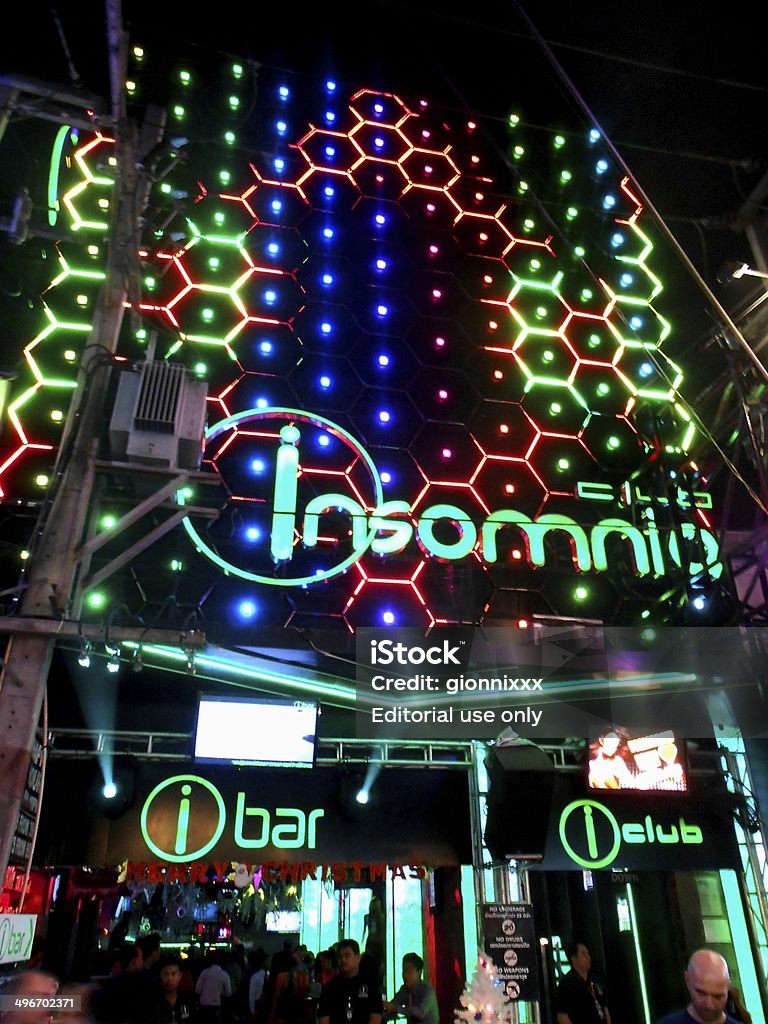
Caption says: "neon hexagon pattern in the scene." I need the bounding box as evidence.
[0,56,724,631]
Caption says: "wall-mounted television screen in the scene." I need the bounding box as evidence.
[587,729,687,792]
[194,695,319,768]
[266,910,301,933]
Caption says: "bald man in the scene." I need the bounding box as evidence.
[656,949,742,1024]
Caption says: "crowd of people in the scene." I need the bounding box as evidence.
[0,935,438,1024]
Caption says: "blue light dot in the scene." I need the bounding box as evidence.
[264,289,277,303]
[377,304,388,317]
[639,362,654,377]
[620,273,633,286]
[324,185,335,197]
[323,227,334,239]
[603,194,616,209]
[245,526,261,541]
[381,471,392,484]
[596,159,609,174]
[378,354,390,367]
[374,103,384,115]
[374,137,385,149]
[318,434,330,447]
[321,273,334,286]
[326,80,337,92]
[382,610,395,624]
[378,410,391,423]
[267,242,280,255]
[259,340,273,354]
[589,129,601,143]
[692,595,706,611]
[611,232,624,247]
[319,375,332,389]
[256,398,269,410]
[278,85,290,99]
[276,120,287,134]
[375,213,386,226]
[271,199,282,213]
[251,459,265,473]
[320,321,332,334]
[239,599,257,619]
[274,158,285,172]
[325,145,336,158]
[325,110,336,123]
[375,258,387,271]
[630,316,643,330]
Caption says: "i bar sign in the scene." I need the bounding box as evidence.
[0,915,36,965]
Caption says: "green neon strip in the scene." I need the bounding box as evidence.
[47,125,71,227]
[460,865,478,981]
[124,642,359,704]
[626,882,651,1024]
[720,870,766,1024]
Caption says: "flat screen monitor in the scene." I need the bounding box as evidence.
[587,729,687,792]
[265,910,301,933]
[194,695,318,768]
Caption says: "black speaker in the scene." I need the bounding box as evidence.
[483,743,556,861]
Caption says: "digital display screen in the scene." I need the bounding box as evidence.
[587,729,687,792]
[266,910,302,933]
[194,695,318,768]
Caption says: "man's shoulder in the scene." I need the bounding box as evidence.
[656,1011,694,1024]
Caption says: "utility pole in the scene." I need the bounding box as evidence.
[0,2,188,880]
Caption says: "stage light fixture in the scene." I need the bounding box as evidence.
[77,639,93,669]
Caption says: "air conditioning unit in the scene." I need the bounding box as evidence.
[109,360,208,471]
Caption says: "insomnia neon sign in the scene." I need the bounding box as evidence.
[179,407,722,587]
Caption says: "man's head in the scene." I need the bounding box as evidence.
[159,954,183,994]
[402,954,424,989]
[565,942,591,978]
[137,933,162,968]
[337,940,361,978]
[116,943,143,973]
[4,971,59,1023]
[685,949,731,1024]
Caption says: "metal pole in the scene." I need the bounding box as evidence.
[0,0,135,879]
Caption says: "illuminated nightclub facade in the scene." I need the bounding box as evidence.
[0,47,734,638]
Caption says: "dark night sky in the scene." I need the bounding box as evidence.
[5,1,765,316]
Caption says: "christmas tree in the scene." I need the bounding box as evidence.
[455,953,516,1024]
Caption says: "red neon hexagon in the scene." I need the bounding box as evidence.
[453,212,515,258]
[350,122,412,163]
[467,403,540,458]
[411,424,485,482]
[399,149,460,190]
[471,456,547,518]
[348,89,413,126]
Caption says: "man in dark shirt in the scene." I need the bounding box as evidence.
[318,940,382,1024]
[656,949,741,1024]
[146,954,198,1024]
[555,942,611,1024]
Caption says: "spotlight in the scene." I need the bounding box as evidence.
[77,639,92,669]
[103,782,117,800]
[355,789,369,805]
[107,648,121,673]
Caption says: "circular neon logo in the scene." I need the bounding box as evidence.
[558,798,622,869]
[140,775,226,863]
[179,407,384,587]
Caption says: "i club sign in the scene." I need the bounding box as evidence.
[179,407,723,588]
[557,798,703,869]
